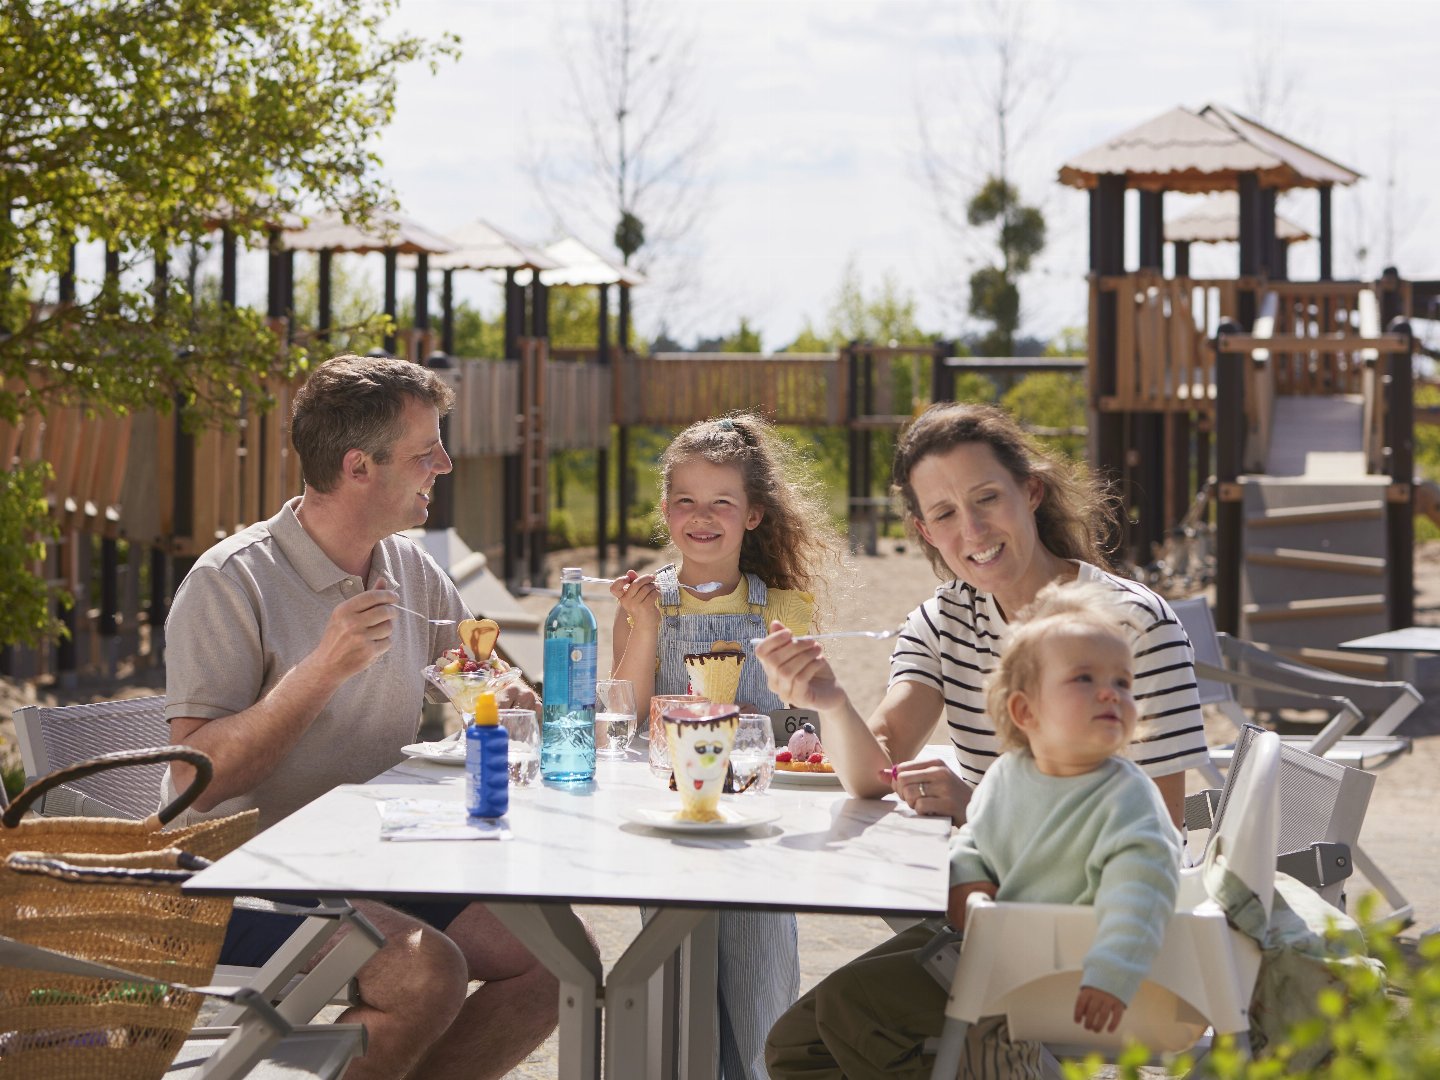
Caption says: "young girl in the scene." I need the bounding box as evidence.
[767,581,1183,1078]
[611,412,843,1080]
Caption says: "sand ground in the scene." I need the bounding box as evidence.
[4,537,1439,1078]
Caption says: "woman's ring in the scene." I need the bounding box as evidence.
[917,783,927,799]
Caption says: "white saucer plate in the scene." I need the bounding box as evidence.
[769,768,842,788]
[621,803,782,834]
[400,739,466,766]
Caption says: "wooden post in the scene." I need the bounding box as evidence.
[1213,320,1245,637]
[318,249,333,344]
[931,340,954,404]
[1138,191,1164,271]
[221,228,237,306]
[1386,318,1415,629]
[1318,187,1333,281]
[618,283,633,563]
[414,252,430,342]
[59,240,76,303]
[282,249,296,342]
[597,283,612,570]
[1174,241,1191,279]
[383,248,397,355]
[267,228,283,320]
[1090,174,1128,559]
[1237,173,1260,329]
[441,268,454,356]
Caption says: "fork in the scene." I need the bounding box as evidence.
[390,603,457,626]
[747,628,900,645]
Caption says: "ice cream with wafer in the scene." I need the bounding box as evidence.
[426,618,522,717]
[683,640,746,704]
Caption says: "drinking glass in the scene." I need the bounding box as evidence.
[594,679,638,759]
[501,708,541,787]
[646,693,706,780]
[731,713,777,795]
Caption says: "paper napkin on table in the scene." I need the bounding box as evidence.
[377,798,511,841]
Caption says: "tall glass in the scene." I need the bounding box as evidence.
[595,679,638,759]
[647,693,706,780]
[730,713,777,794]
[502,709,541,786]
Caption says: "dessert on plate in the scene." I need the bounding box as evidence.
[774,722,834,773]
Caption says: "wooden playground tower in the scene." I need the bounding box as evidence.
[1065,103,1440,661]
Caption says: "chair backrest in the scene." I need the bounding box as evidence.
[1206,726,1281,920]
[1170,596,1235,709]
[12,696,170,819]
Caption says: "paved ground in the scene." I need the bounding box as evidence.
[5,537,1438,1078]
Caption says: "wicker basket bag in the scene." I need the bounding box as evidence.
[0,746,258,1079]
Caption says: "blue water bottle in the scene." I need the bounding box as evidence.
[541,566,597,783]
[466,692,509,818]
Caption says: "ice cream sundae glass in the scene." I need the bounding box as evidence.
[424,618,525,725]
[662,702,741,823]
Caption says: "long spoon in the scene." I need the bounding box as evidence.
[583,575,727,594]
[390,604,457,626]
[747,628,900,645]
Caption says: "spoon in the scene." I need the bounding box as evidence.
[583,575,727,595]
[747,628,900,645]
[391,603,457,626]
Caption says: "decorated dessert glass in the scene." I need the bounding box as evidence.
[424,663,526,727]
[662,702,741,822]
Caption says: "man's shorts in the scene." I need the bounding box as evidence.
[219,897,471,968]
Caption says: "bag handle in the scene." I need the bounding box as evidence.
[1,746,213,828]
[5,848,213,886]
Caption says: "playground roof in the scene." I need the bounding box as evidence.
[515,237,647,288]
[1058,104,1362,193]
[408,219,561,273]
[1165,192,1311,245]
[281,210,456,254]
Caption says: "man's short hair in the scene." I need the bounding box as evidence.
[290,354,455,493]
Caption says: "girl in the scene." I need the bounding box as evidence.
[611,412,843,1080]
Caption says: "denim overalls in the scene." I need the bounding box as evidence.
[652,566,799,1079]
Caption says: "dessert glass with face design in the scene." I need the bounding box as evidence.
[662,702,741,822]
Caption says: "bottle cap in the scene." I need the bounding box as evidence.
[472,691,499,726]
[561,566,582,582]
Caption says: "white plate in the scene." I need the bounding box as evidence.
[769,768,842,788]
[621,803,782,834]
[400,738,466,766]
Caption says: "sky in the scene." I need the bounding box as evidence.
[366,0,1440,352]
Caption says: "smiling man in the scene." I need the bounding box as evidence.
[162,353,560,1080]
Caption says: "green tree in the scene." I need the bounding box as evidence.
[721,317,763,353]
[967,178,1046,356]
[0,0,454,646]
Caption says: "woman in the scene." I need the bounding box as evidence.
[757,401,1209,827]
[757,402,1212,1078]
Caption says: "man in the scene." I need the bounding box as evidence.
[164,354,558,1079]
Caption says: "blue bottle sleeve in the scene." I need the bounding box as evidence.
[467,724,510,818]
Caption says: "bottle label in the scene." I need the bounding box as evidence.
[544,637,571,709]
[569,640,596,708]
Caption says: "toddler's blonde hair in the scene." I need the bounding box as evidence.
[986,580,1141,753]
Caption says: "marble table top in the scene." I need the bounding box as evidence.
[186,758,952,918]
[1339,627,1440,653]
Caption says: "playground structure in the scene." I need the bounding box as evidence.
[1067,103,1439,666]
[5,103,1440,684]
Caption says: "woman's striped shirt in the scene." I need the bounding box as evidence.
[888,562,1211,786]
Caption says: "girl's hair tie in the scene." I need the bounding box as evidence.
[716,418,736,432]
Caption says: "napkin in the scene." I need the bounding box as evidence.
[377,798,512,841]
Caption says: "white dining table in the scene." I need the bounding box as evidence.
[185,754,952,1080]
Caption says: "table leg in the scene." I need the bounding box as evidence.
[486,903,603,1080]
[606,908,708,1079]
[678,912,718,1080]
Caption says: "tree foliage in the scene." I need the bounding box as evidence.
[0,0,453,647]
[0,0,454,426]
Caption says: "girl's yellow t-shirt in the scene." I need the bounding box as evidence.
[673,579,814,636]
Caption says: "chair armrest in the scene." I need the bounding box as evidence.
[1218,635,1423,735]
[1276,842,1353,891]
[1193,658,1363,755]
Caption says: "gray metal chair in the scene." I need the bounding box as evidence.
[1172,599,1415,923]
[10,696,379,1021]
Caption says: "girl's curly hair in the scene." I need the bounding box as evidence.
[659,413,844,596]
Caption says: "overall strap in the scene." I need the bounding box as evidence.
[744,572,768,617]
[656,564,683,618]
